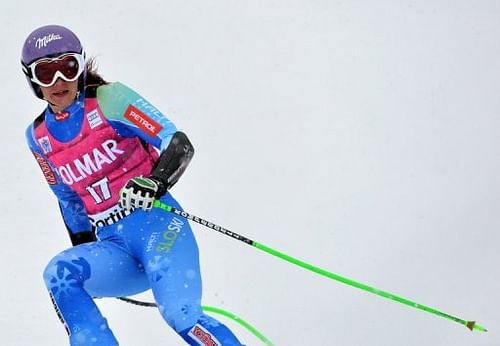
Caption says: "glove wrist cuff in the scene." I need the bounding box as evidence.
[150,176,168,197]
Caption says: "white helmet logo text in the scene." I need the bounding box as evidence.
[36,34,62,49]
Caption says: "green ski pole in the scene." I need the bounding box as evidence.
[117,297,273,345]
[153,200,487,333]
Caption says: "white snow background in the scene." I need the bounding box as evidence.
[1,1,499,345]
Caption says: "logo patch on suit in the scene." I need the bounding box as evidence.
[38,136,52,154]
[33,152,57,185]
[124,104,163,136]
[86,109,103,129]
[188,324,221,346]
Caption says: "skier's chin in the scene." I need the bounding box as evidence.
[48,92,77,113]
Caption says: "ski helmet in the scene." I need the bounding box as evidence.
[21,24,85,99]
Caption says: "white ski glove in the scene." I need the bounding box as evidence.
[119,176,164,212]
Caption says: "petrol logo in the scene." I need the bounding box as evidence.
[124,104,162,136]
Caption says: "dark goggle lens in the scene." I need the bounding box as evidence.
[34,55,80,84]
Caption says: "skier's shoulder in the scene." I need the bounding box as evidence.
[30,109,46,129]
[94,81,175,135]
[25,109,46,147]
[94,81,139,102]
[92,81,139,118]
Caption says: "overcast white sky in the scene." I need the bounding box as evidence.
[1,1,499,345]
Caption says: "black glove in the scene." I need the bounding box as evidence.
[119,176,166,212]
[70,230,97,246]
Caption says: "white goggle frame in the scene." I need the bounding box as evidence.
[23,52,85,88]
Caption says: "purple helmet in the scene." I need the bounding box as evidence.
[21,25,85,99]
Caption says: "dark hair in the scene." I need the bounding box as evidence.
[85,57,108,87]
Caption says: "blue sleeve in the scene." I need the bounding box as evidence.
[26,124,92,235]
[96,82,178,151]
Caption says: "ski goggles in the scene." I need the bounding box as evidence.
[24,52,85,87]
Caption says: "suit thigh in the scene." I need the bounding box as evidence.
[53,240,151,298]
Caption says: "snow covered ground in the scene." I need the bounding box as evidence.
[1,1,499,345]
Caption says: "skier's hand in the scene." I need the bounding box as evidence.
[119,176,165,212]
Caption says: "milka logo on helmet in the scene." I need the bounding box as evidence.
[35,33,62,49]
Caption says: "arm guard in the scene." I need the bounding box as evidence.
[150,131,194,195]
[69,230,97,246]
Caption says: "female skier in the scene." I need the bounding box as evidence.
[22,24,242,346]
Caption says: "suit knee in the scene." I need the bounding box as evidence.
[158,301,202,332]
[43,254,92,297]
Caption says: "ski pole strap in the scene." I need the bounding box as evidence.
[153,200,487,333]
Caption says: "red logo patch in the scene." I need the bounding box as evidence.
[55,111,70,121]
[33,152,57,185]
[189,325,220,346]
[124,104,162,137]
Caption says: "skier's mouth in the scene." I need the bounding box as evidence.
[52,90,70,97]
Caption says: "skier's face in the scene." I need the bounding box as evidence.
[40,78,79,114]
